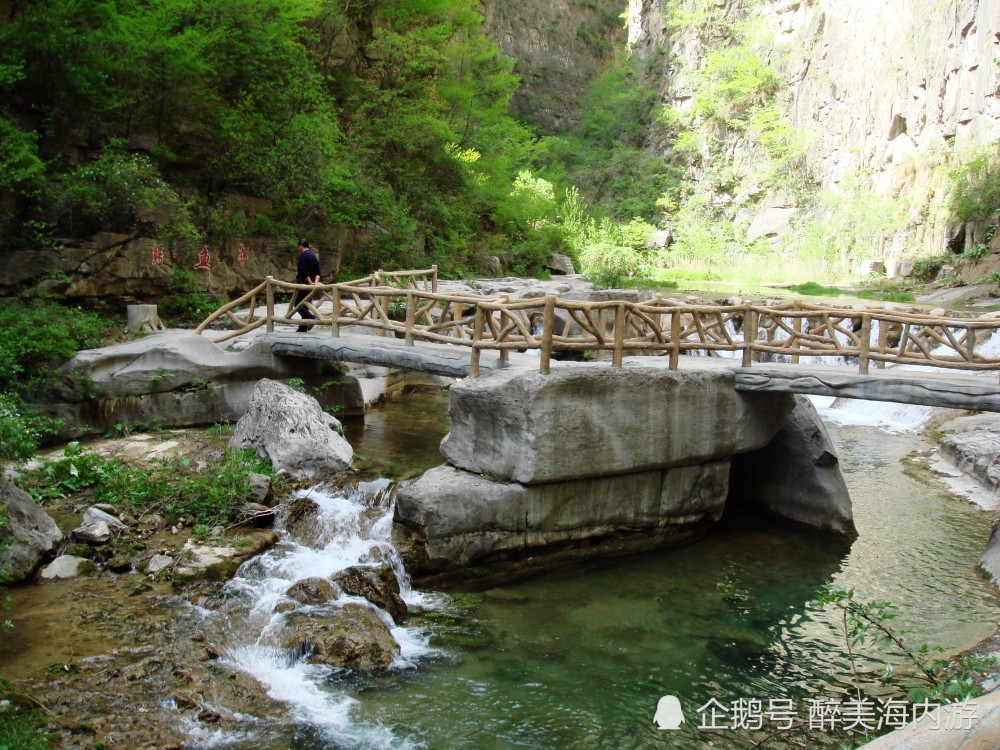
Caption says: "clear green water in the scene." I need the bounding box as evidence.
[335,392,998,750]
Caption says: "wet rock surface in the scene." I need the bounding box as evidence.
[274,602,400,672]
[333,564,408,625]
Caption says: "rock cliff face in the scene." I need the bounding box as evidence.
[480,0,625,130]
[626,0,999,253]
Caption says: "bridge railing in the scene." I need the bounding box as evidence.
[195,275,1000,379]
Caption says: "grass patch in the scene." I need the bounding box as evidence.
[856,289,915,302]
[16,444,282,527]
[0,698,52,750]
[789,281,843,296]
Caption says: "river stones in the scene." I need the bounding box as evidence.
[332,565,407,624]
[286,576,339,605]
[275,603,400,672]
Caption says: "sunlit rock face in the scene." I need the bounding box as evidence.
[625,0,1000,252]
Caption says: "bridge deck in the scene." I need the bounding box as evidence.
[261,330,1000,412]
[730,361,1000,412]
[265,331,537,378]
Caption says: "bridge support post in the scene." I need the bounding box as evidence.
[470,306,484,377]
[790,301,802,365]
[742,305,756,367]
[405,291,415,346]
[265,276,275,333]
[613,303,625,368]
[858,314,871,374]
[540,295,556,375]
[431,264,438,293]
[597,308,609,361]
[877,320,888,369]
[332,287,341,337]
[669,310,681,369]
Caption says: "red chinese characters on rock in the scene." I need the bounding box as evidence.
[237,244,248,266]
[151,244,164,266]
[193,246,211,270]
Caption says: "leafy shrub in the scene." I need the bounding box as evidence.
[949,144,1000,225]
[161,267,217,324]
[18,448,278,527]
[0,393,61,463]
[580,241,643,288]
[790,281,842,296]
[58,140,199,243]
[0,300,112,396]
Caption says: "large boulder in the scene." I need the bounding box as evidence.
[59,331,305,401]
[230,379,353,480]
[275,603,399,671]
[395,462,730,572]
[332,565,407,624]
[728,395,855,536]
[440,364,794,484]
[937,414,1000,492]
[0,477,63,581]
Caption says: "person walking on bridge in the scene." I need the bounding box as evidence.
[293,239,321,332]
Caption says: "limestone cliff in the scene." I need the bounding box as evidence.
[480,0,625,130]
[626,0,1000,254]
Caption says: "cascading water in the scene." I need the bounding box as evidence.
[184,479,442,749]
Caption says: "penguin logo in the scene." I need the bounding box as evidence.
[653,695,685,730]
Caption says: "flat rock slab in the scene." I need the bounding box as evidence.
[395,462,730,569]
[267,332,508,378]
[735,363,1000,413]
[441,363,794,484]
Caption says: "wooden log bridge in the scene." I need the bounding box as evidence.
[195,270,1000,412]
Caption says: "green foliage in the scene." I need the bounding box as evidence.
[912,255,949,282]
[161,267,217,324]
[790,281,842,296]
[0,393,61,464]
[790,180,908,277]
[0,0,544,273]
[0,695,52,750]
[578,217,657,287]
[856,288,915,303]
[18,448,277,527]
[0,299,112,397]
[692,46,781,126]
[949,143,1000,225]
[815,585,995,705]
[58,140,199,243]
[545,58,678,222]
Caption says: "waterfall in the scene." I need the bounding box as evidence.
[183,479,443,749]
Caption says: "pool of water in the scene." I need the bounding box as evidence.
[331,395,998,749]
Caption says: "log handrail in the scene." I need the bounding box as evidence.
[195,274,1000,378]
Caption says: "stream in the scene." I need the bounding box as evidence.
[167,389,997,750]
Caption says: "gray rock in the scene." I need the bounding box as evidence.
[545,252,576,275]
[41,555,91,580]
[729,395,855,536]
[247,472,276,506]
[84,506,128,530]
[332,565,407,624]
[229,379,353,481]
[937,414,1000,492]
[395,462,731,570]
[283,498,324,546]
[0,477,63,581]
[74,520,112,544]
[440,365,794,485]
[286,577,339,606]
[145,553,174,574]
[980,522,1000,587]
[274,603,399,672]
